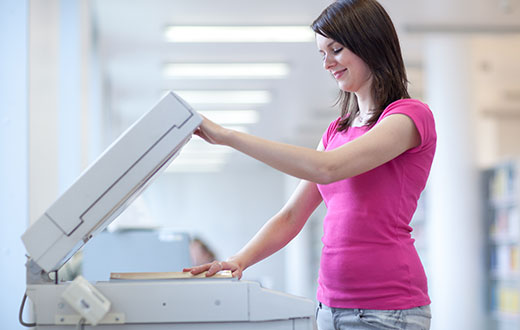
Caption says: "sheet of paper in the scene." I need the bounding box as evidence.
[110,270,233,280]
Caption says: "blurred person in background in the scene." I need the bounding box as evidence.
[189,237,216,266]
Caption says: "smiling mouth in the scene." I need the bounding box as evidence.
[333,69,347,79]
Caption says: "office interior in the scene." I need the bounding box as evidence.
[1,0,520,329]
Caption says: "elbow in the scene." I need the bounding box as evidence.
[312,164,340,185]
[307,151,351,184]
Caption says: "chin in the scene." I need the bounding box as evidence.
[337,83,354,93]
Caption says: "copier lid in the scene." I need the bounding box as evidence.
[22,92,202,272]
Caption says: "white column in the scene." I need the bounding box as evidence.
[0,1,29,328]
[424,35,485,330]
[29,0,60,223]
[58,0,82,193]
[29,0,95,221]
[83,0,104,164]
[59,0,97,191]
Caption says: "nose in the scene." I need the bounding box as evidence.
[323,53,335,70]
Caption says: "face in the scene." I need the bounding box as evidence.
[316,34,373,95]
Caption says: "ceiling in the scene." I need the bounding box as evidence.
[91,0,520,171]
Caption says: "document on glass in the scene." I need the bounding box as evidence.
[110,270,233,280]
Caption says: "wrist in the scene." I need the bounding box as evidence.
[219,126,236,146]
[227,255,246,271]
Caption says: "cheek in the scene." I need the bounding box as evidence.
[351,59,371,81]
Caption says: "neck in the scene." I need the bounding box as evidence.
[355,92,374,117]
[354,79,374,114]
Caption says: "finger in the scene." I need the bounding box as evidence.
[188,263,212,275]
[206,261,223,277]
[193,130,213,144]
[193,129,204,139]
[231,269,242,280]
[219,261,234,270]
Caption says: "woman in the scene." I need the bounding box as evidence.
[184,0,436,329]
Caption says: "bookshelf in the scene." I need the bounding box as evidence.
[485,160,520,330]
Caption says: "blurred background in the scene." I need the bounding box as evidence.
[1,0,520,329]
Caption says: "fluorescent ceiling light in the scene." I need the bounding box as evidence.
[164,63,289,79]
[176,90,271,104]
[166,152,229,173]
[180,147,233,156]
[181,139,231,151]
[165,163,224,173]
[165,26,315,43]
[198,110,259,124]
[171,157,228,166]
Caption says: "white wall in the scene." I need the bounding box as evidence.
[139,163,290,292]
[0,1,29,328]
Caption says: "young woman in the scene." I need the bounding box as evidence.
[184,1,436,329]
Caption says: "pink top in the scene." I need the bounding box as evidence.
[316,99,436,309]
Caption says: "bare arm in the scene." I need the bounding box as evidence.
[195,113,420,184]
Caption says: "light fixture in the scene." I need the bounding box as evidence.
[165,26,315,43]
[175,90,271,105]
[166,150,229,173]
[163,63,290,79]
[165,162,225,173]
[198,110,259,125]
[165,139,233,173]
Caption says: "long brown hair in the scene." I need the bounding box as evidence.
[311,0,410,131]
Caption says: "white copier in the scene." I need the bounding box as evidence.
[20,92,316,329]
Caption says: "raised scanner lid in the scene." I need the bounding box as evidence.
[22,92,202,272]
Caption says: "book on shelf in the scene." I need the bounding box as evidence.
[490,245,520,277]
[491,285,520,316]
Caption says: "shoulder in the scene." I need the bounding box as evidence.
[378,99,436,151]
[380,99,433,120]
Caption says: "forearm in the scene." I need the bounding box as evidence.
[222,130,333,184]
[229,210,303,271]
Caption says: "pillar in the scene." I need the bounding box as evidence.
[424,35,485,330]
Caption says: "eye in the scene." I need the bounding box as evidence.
[332,47,343,54]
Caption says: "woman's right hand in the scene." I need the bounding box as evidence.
[194,115,231,146]
[183,259,244,279]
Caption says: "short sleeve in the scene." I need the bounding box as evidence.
[322,117,342,149]
[378,99,436,153]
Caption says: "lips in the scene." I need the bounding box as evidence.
[333,69,347,79]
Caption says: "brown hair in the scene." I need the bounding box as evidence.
[311,0,410,131]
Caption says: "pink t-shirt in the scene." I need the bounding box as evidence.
[316,98,436,310]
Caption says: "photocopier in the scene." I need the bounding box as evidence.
[20,91,316,330]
